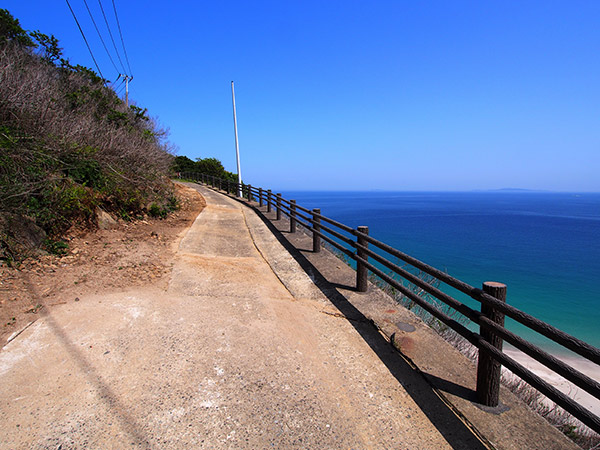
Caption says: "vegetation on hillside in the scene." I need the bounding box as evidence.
[171,155,238,183]
[0,9,175,262]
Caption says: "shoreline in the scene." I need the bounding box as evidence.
[504,347,600,418]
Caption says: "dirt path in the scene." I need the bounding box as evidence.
[0,183,481,449]
[0,183,205,347]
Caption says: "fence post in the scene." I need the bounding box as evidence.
[259,188,263,207]
[267,190,272,213]
[476,281,507,407]
[290,200,297,233]
[247,185,252,201]
[276,193,282,220]
[312,208,321,253]
[356,226,369,292]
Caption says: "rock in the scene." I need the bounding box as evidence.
[0,213,47,255]
[95,208,118,230]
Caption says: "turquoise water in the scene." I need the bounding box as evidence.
[280,191,600,352]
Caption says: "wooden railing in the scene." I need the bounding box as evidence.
[179,172,600,433]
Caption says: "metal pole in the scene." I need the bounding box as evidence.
[231,81,242,197]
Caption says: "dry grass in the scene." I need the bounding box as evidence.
[1,38,175,259]
[362,264,600,448]
[441,328,600,449]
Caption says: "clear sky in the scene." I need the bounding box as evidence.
[6,1,600,191]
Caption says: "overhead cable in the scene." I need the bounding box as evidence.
[82,0,119,75]
[112,0,133,75]
[64,0,105,81]
[96,0,127,74]
[110,77,125,91]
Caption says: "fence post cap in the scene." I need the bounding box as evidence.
[483,281,506,289]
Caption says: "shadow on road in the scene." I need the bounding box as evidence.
[229,193,490,450]
[21,275,155,449]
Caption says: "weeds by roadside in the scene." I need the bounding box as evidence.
[0,9,176,261]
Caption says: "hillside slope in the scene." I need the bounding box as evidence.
[0,9,175,261]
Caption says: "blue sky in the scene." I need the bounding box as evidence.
[6,1,600,191]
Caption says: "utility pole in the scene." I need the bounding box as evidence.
[118,74,133,107]
[231,81,242,197]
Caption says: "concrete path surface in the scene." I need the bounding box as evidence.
[0,184,487,449]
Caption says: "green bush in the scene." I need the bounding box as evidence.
[0,9,177,257]
[45,238,68,256]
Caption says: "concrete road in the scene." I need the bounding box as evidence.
[0,184,486,449]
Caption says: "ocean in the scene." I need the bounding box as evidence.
[279,190,600,354]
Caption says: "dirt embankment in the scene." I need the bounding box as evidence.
[0,183,205,347]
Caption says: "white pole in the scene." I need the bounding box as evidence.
[231,81,242,197]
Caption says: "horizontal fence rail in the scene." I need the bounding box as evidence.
[177,171,600,433]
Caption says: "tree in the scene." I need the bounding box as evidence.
[0,9,36,48]
[196,157,226,177]
[172,156,197,173]
[29,31,62,62]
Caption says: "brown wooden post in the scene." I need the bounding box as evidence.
[276,193,282,220]
[259,188,263,207]
[267,190,272,213]
[312,208,321,253]
[247,185,252,201]
[356,226,369,292]
[477,281,507,407]
[290,200,297,233]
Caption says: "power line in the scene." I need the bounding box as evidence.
[64,0,105,81]
[110,77,125,90]
[96,0,127,74]
[115,83,126,96]
[112,0,133,75]
[82,0,119,75]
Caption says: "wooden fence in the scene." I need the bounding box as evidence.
[180,172,600,433]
